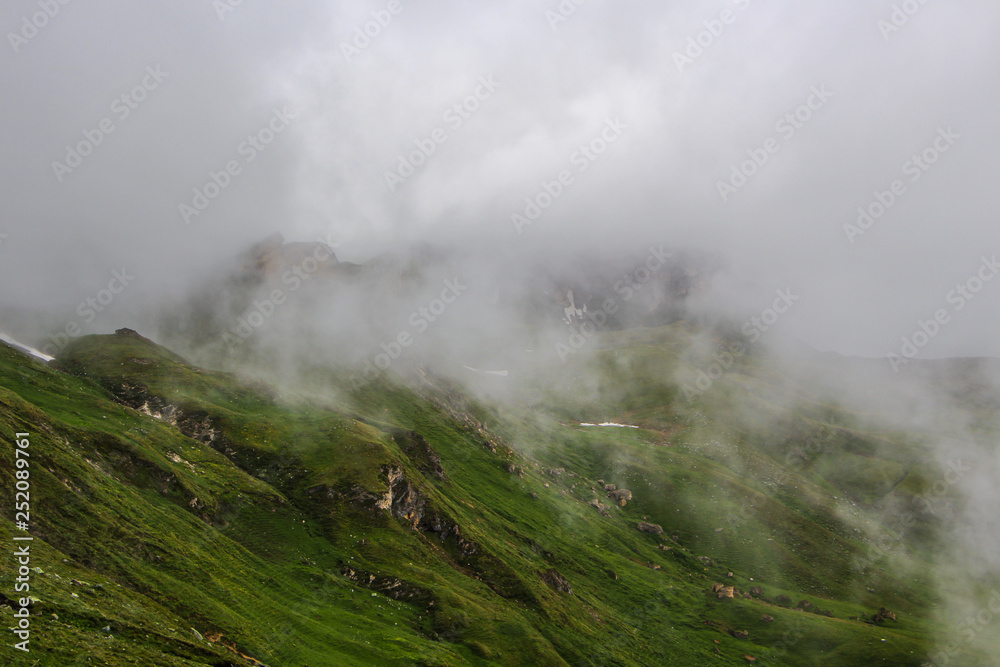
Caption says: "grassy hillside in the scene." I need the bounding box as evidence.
[0,327,987,665]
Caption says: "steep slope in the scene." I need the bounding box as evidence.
[0,327,983,665]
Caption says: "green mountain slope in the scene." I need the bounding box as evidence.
[0,327,989,665]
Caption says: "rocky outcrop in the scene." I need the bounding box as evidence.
[391,429,445,480]
[608,488,632,506]
[369,466,475,554]
[719,587,735,599]
[637,521,663,535]
[341,566,433,605]
[867,607,897,624]
[540,569,573,594]
[506,463,524,477]
[590,499,611,517]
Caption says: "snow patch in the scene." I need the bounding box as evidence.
[579,422,640,429]
[0,332,55,362]
[462,366,509,377]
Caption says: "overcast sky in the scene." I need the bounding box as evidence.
[2,0,999,359]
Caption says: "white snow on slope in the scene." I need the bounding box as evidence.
[463,366,509,377]
[0,332,55,362]
[579,422,640,429]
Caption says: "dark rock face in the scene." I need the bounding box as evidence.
[637,521,663,535]
[341,566,433,605]
[375,466,476,555]
[868,607,898,624]
[540,569,573,594]
[390,429,446,480]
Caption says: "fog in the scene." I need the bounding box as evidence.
[3,1,1000,662]
[1,0,999,360]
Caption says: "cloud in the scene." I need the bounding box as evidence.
[2,0,1000,360]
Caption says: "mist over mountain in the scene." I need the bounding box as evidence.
[2,1,1000,665]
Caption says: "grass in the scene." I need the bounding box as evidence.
[0,326,984,665]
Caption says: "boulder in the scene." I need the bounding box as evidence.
[637,521,663,535]
[590,500,611,517]
[608,488,632,506]
[869,607,897,624]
